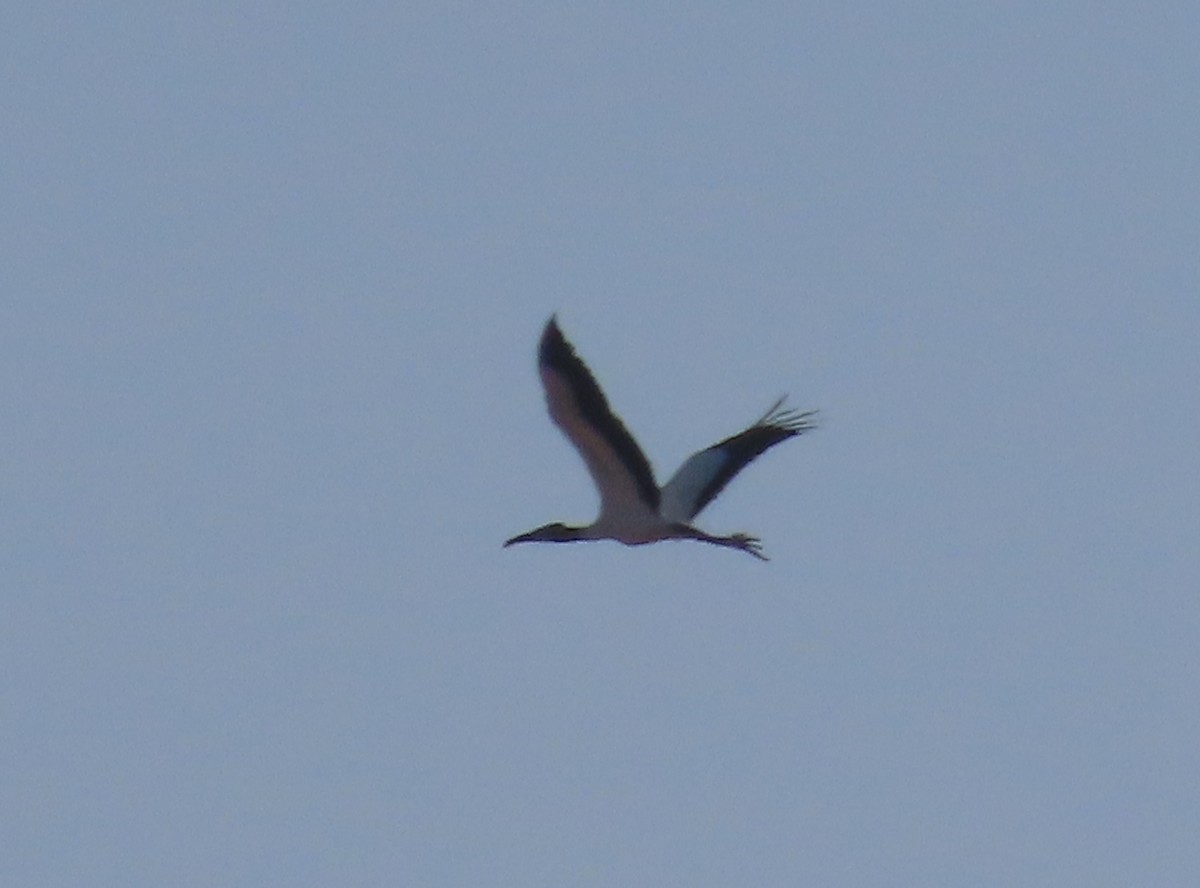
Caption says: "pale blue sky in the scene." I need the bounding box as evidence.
[3,3,1198,886]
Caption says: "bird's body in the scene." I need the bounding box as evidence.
[505,317,816,560]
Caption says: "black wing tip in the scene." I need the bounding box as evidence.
[539,315,573,369]
[757,396,819,435]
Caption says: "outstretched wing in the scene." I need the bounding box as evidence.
[537,317,660,518]
[659,398,816,522]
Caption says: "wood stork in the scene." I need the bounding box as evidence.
[504,316,816,560]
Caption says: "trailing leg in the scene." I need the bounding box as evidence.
[673,524,769,561]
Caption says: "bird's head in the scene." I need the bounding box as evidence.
[503,522,582,547]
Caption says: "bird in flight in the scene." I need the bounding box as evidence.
[505,316,816,560]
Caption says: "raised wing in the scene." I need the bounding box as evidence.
[537,317,660,518]
[659,398,816,522]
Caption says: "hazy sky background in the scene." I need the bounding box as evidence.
[4,3,1198,886]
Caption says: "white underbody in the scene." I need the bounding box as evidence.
[586,504,684,545]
